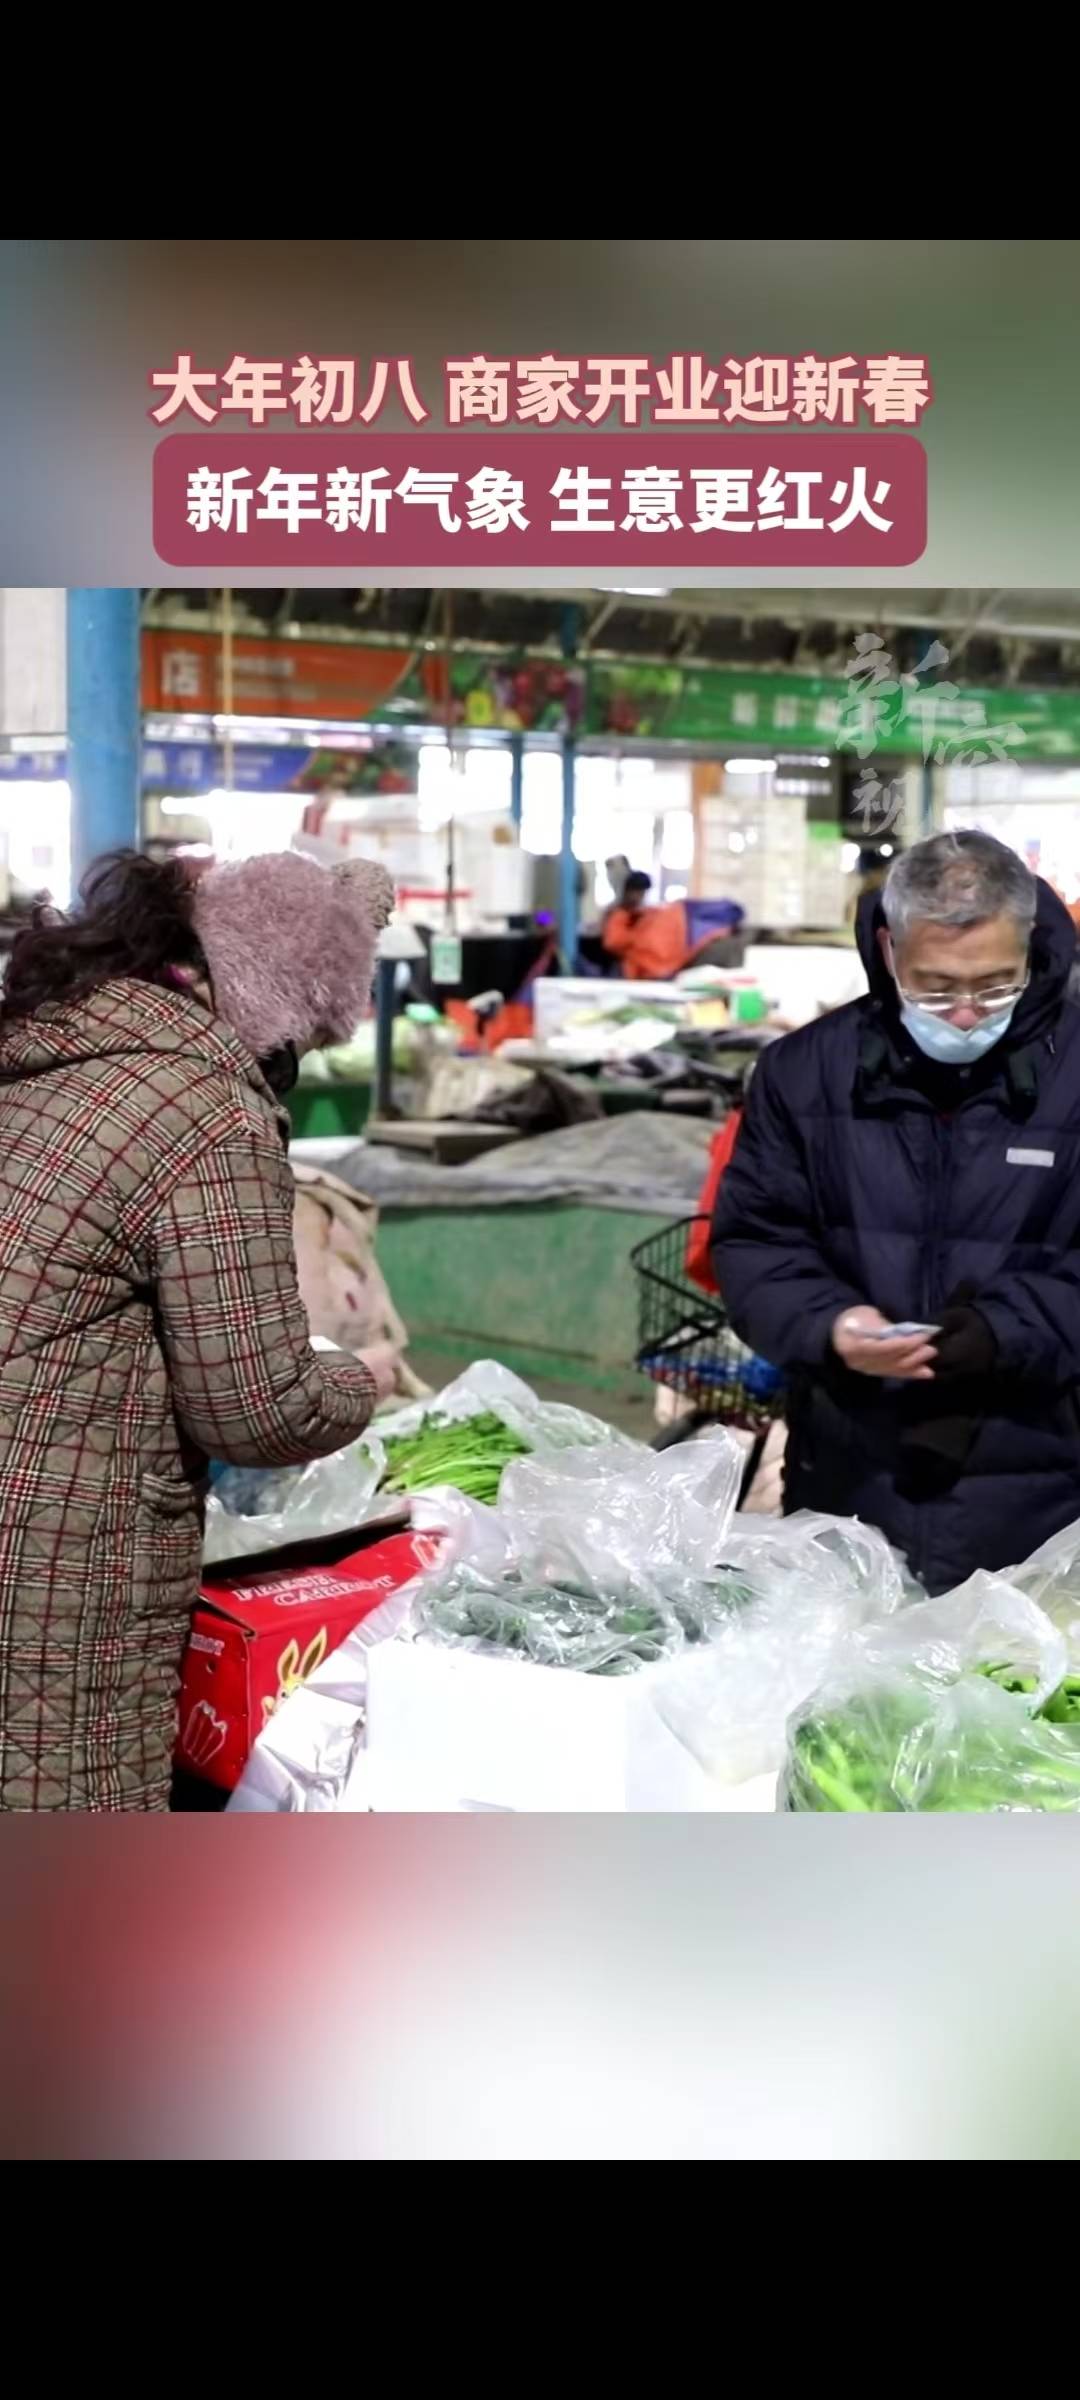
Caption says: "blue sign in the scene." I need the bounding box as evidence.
[140,739,417,799]
[0,741,418,800]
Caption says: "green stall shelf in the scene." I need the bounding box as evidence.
[374,1201,668,1402]
[288,1081,372,1141]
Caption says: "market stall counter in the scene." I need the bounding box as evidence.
[177,1356,1080,1818]
[218,1384,905,1814]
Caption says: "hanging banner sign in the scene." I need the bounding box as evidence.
[140,737,418,798]
[141,631,586,738]
[131,635,1080,768]
[141,629,422,722]
[584,662,1080,762]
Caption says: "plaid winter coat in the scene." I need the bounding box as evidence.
[0,979,375,1812]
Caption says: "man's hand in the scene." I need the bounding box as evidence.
[357,1340,399,1404]
[930,1305,997,1383]
[832,1307,936,1381]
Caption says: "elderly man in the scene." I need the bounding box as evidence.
[713,830,1080,1593]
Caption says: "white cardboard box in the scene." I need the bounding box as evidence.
[364,1636,777,1813]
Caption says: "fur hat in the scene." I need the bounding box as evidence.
[191,851,394,1058]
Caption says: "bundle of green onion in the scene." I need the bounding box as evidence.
[378,1410,531,1507]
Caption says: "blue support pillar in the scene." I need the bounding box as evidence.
[560,736,578,968]
[67,589,140,893]
[558,605,582,968]
[509,731,523,829]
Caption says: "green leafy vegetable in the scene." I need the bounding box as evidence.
[418,1559,754,1677]
[421,1570,675,1674]
[785,1677,1080,1813]
[379,1410,531,1507]
[978,1663,1080,1725]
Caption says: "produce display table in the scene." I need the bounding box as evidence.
[365,1118,522,1167]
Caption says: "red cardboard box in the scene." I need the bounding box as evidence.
[176,1529,440,1792]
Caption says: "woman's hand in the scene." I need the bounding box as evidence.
[832,1307,935,1381]
[357,1340,399,1404]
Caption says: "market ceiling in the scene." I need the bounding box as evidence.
[140,589,1080,692]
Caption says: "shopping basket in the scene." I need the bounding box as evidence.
[630,1215,786,1434]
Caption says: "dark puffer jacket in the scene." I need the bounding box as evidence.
[712,880,1080,1594]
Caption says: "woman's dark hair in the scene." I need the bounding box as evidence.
[1,850,206,1027]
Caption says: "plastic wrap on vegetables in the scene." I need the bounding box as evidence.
[203,1358,633,1566]
[646,1510,908,1789]
[203,1436,386,1565]
[411,1426,746,1676]
[779,1563,1080,1811]
[783,1671,1080,1812]
[1007,1516,1080,1666]
[375,1359,633,1468]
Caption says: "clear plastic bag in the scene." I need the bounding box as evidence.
[647,1509,908,1789]
[782,1669,1080,1812]
[373,1359,633,1462]
[830,1568,1069,1705]
[203,1359,630,1568]
[203,1435,387,1566]
[411,1427,746,1677]
[1008,1517,1080,1665]
[779,1565,1080,1811]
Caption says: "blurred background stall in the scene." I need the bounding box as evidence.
[6,583,1080,1415]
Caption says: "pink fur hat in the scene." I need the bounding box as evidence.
[191,851,395,1057]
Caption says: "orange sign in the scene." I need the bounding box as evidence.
[141,629,445,721]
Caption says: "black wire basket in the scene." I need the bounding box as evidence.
[631,1216,786,1432]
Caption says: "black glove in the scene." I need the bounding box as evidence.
[930,1303,997,1385]
[897,1289,997,1496]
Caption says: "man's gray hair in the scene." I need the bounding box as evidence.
[882,830,1037,943]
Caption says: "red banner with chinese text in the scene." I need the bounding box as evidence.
[141,628,449,721]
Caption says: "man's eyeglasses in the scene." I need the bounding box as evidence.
[895,975,1029,1018]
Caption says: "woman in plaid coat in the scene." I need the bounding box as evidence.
[0,847,395,1810]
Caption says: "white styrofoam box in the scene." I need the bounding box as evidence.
[365,1636,777,1813]
[532,975,689,1041]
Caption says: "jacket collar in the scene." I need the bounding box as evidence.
[855,1006,1042,1120]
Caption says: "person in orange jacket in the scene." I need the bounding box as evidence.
[602,871,689,982]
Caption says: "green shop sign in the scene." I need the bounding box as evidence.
[584,662,1080,763]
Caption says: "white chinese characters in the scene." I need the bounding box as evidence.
[183,461,897,539]
[153,351,932,429]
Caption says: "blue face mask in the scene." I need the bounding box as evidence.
[899,996,1019,1064]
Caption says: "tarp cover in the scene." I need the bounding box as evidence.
[334,1114,717,1215]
